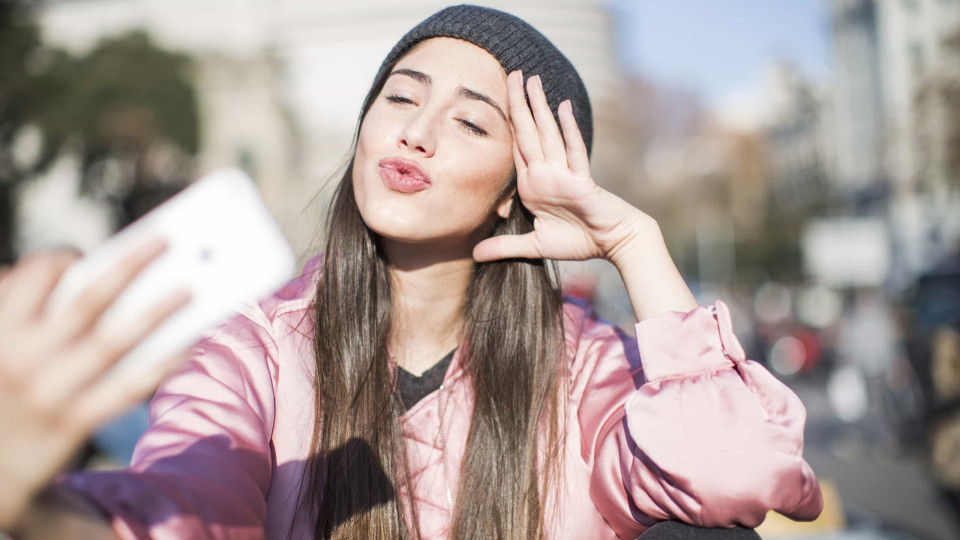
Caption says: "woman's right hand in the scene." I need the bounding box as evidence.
[0,239,191,532]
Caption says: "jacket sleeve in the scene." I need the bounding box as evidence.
[55,304,280,540]
[575,300,823,538]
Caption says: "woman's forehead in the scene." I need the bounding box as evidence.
[392,37,507,90]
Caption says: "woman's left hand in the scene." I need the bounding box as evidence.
[474,70,698,321]
[472,70,651,265]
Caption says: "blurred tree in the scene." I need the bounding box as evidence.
[0,0,198,264]
[0,0,50,263]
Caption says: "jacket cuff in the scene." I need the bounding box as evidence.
[634,300,747,383]
[54,473,149,540]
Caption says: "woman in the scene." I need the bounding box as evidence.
[2,5,823,539]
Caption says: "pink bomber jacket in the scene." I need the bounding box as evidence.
[58,254,823,539]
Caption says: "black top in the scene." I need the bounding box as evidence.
[396,348,456,411]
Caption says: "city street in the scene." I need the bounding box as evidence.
[805,446,959,540]
[794,379,960,540]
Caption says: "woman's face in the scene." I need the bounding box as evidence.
[353,37,515,250]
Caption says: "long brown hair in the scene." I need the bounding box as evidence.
[294,48,568,539]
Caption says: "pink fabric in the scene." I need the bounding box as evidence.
[59,254,823,539]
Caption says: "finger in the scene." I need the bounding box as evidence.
[0,251,81,323]
[35,287,191,408]
[48,237,169,344]
[526,75,567,163]
[78,287,191,381]
[512,133,527,179]
[473,233,541,262]
[507,70,544,163]
[558,100,591,177]
[69,345,193,435]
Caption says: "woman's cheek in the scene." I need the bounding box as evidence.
[353,117,388,207]
[470,150,514,209]
[457,174,510,227]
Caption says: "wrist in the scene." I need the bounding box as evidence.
[605,214,699,321]
[605,212,663,270]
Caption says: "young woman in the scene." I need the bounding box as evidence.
[2,5,823,539]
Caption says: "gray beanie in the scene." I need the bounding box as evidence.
[372,4,594,156]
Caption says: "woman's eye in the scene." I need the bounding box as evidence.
[459,120,488,137]
[386,95,414,105]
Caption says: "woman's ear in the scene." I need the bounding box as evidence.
[495,189,516,219]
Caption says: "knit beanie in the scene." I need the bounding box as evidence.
[372,4,594,156]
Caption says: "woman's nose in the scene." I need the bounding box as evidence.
[397,112,437,157]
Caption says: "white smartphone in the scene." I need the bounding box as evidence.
[46,168,296,382]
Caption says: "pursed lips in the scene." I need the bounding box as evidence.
[378,157,431,184]
[378,157,432,193]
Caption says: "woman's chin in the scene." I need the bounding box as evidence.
[366,219,482,256]
[362,215,432,244]
[358,204,491,253]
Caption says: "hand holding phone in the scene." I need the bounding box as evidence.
[1,169,294,533]
[46,168,296,382]
[0,242,187,532]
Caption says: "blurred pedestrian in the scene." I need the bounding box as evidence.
[835,288,905,449]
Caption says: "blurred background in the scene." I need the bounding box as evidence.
[2,0,959,538]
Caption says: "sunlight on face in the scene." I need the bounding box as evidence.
[353,37,515,251]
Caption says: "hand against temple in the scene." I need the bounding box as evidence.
[472,70,649,265]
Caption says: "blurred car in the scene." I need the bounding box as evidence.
[902,255,960,514]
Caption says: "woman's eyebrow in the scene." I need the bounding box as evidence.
[389,68,507,124]
[457,87,507,123]
[391,68,431,85]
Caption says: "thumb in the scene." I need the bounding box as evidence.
[473,233,541,262]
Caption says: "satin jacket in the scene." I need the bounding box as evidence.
[59,254,823,539]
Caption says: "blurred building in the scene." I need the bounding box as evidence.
[826,0,887,206]
[876,0,960,197]
[827,0,960,287]
[760,61,829,216]
[37,0,624,266]
[876,0,960,287]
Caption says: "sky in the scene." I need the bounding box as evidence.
[613,0,831,108]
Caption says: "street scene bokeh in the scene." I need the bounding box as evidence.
[2,1,959,539]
